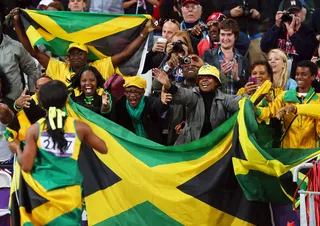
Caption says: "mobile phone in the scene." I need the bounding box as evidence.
[153,20,159,27]
[248,77,257,84]
[179,121,186,129]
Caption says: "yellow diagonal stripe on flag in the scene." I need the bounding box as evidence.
[24,10,150,44]
[21,171,82,225]
[234,99,320,178]
[66,104,253,226]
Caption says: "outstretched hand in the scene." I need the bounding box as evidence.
[16,88,32,109]
[276,105,297,120]
[152,68,171,90]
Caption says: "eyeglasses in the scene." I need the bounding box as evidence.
[164,19,180,27]
[182,5,201,11]
[125,90,144,96]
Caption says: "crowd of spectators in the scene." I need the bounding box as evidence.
[0,0,320,223]
[0,0,318,149]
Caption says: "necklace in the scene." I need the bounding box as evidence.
[84,96,94,105]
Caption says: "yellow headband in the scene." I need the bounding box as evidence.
[48,107,66,130]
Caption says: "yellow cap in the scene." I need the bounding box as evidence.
[67,43,88,53]
[198,65,221,84]
[123,76,147,89]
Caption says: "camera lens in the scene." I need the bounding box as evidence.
[172,41,185,53]
[183,57,191,64]
[281,13,292,23]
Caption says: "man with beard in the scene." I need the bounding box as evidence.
[160,54,204,145]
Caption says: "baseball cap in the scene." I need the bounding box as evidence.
[206,12,227,24]
[123,76,147,90]
[37,0,54,8]
[284,0,302,11]
[198,65,221,84]
[182,0,200,6]
[67,43,88,53]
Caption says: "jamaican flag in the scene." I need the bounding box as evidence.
[9,82,320,225]
[17,9,150,76]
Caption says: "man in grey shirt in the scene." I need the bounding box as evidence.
[87,0,124,14]
[0,20,38,102]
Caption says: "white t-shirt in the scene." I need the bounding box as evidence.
[0,123,13,162]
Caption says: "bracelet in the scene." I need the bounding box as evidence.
[140,33,146,38]
[13,100,23,112]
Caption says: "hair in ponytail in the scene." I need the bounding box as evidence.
[39,81,69,153]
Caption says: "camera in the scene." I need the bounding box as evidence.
[240,1,250,17]
[316,59,320,68]
[179,56,191,65]
[281,12,293,23]
[200,24,209,32]
[171,40,185,54]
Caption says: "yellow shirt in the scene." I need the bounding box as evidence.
[256,87,320,149]
[46,57,115,86]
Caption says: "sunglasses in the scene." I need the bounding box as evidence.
[164,19,180,27]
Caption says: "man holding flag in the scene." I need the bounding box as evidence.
[10,8,156,85]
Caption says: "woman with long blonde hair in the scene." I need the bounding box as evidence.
[267,49,297,90]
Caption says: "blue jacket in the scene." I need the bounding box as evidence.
[309,8,320,36]
[260,23,317,78]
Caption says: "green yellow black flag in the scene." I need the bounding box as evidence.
[17,9,150,76]
[9,82,320,225]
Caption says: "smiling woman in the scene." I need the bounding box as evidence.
[68,66,115,120]
[153,65,243,145]
[115,76,168,144]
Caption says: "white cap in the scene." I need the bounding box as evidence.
[37,0,54,8]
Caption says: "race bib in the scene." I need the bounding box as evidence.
[40,132,76,157]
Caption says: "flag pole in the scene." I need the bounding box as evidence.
[135,0,139,14]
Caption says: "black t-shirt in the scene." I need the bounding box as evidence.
[200,91,214,138]
[124,0,148,14]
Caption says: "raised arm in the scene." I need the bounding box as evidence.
[276,104,320,120]
[111,19,155,68]
[11,8,50,69]
[152,68,198,108]
[76,120,108,154]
